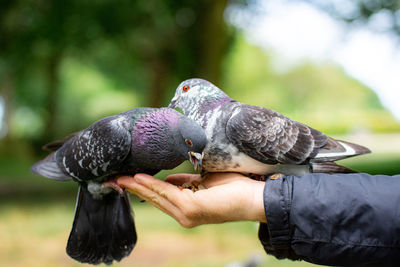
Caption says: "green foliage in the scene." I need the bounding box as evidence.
[2,0,399,154]
[0,0,232,148]
[222,35,400,134]
[58,58,139,132]
[302,0,400,37]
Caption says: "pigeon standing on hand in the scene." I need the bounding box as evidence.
[31,107,207,265]
[169,78,370,177]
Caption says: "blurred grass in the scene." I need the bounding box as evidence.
[0,151,399,266]
[0,198,319,267]
[340,153,400,175]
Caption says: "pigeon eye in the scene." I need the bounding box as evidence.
[183,85,190,92]
[185,139,193,147]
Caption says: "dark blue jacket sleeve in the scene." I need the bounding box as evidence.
[258,173,400,266]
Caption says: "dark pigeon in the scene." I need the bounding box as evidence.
[169,78,370,177]
[31,107,207,265]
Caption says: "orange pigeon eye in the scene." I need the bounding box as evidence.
[185,139,193,147]
[183,85,190,92]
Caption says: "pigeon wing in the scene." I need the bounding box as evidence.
[226,104,328,165]
[42,132,79,151]
[56,115,132,181]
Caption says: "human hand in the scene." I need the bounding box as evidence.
[117,172,267,228]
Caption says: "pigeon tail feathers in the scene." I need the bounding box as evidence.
[312,138,370,162]
[311,161,358,173]
[66,185,137,265]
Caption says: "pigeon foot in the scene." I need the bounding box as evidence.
[102,179,124,194]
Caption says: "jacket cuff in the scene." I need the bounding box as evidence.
[264,175,292,248]
[259,175,300,260]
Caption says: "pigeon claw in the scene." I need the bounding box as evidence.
[102,179,124,194]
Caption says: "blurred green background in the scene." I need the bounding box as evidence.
[1,0,399,266]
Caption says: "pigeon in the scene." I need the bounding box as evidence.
[168,78,370,177]
[31,107,207,265]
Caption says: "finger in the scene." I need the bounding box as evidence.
[117,175,136,189]
[118,174,177,201]
[117,175,171,205]
[165,173,202,186]
[118,175,183,220]
[134,173,192,205]
[130,174,207,225]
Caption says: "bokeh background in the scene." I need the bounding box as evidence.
[1,0,399,266]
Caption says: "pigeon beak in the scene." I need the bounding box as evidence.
[168,96,178,108]
[188,151,202,171]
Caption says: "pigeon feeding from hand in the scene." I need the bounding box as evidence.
[31,107,207,265]
[169,78,370,178]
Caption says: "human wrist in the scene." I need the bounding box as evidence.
[249,180,267,223]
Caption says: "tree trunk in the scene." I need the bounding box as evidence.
[43,51,62,142]
[0,73,14,150]
[148,60,168,108]
[146,0,229,108]
[197,0,229,85]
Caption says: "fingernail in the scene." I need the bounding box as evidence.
[134,173,151,182]
[117,176,135,186]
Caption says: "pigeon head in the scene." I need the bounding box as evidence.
[175,115,207,170]
[131,108,207,170]
[169,78,232,116]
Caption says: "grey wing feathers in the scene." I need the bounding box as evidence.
[30,152,72,181]
[57,115,132,181]
[226,104,328,165]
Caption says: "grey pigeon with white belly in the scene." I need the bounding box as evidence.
[31,107,206,265]
[169,78,370,177]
